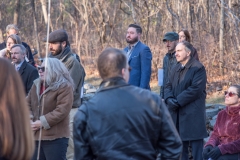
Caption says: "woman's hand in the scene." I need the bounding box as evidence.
[31,120,42,131]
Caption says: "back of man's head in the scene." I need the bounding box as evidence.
[97,48,127,80]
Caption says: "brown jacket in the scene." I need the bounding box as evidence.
[27,78,73,140]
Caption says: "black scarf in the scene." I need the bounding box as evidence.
[49,46,71,60]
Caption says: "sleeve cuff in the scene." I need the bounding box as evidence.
[40,116,51,129]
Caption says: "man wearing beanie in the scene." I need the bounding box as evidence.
[44,29,85,160]
[160,32,179,99]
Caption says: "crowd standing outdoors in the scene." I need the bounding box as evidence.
[0,22,240,160]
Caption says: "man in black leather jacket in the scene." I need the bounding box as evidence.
[73,48,182,160]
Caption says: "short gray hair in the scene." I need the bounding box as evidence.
[177,41,193,55]
[6,24,19,34]
[43,58,74,90]
[10,44,26,55]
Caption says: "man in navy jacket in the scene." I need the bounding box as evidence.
[123,24,152,90]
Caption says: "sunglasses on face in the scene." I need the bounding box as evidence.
[37,66,45,72]
[224,91,238,97]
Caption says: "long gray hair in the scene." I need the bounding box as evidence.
[43,58,74,90]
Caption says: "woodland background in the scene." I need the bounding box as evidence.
[1,0,240,93]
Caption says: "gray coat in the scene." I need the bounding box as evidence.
[164,57,208,141]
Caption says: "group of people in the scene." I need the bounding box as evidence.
[0,23,240,160]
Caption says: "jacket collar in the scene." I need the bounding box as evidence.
[177,57,195,72]
[33,78,54,101]
[18,60,27,75]
[166,51,176,58]
[97,77,129,92]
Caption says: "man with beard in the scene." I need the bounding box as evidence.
[10,44,38,94]
[123,24,152,90]
[160,32,179,99]
[44,29,85,160]
[0,24,35,66]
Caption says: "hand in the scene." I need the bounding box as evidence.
[207,147,222,159]
[202,145,213,159]
[31,120,42,131]
[166,98,180,110]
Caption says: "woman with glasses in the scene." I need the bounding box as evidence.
[178,29,199,61]
[203,85,240,160]
[0,34,21,60]
[27,58,74,160]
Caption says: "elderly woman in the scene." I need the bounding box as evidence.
[27,58,74,160]
[0,34,21,59]
[0,58,34,160]
[203,85,240,160]
[178,29,199,61]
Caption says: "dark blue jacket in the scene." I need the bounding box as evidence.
[124,41,152,90]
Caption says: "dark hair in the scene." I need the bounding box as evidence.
[231,85,240,97]
[177,41,193,56]
[0,58,34,160]
[128,24,142,34]
[97,48,127,80]
[179,29,191,43]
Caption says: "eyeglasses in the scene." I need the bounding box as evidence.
[224,91,238,97]
[37,66,45,72]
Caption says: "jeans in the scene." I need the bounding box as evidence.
[32,138,69,160]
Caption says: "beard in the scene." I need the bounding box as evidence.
[126,36,139,44]
[50,45,62,55]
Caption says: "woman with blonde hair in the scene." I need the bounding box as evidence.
[203,85,240,160]
[27,58,74,160]
[0,34,22,59]
[0,58,34,160]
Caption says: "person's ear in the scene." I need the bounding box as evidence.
[61,41,67,48]
[121,68,125,77]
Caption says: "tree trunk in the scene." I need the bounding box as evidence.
[219,0,224,76]
[13,0,21,24]
[31,0,40,58]
[40,0,48,24]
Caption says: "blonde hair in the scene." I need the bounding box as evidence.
[0,58,34,160]
[43,58,74,90]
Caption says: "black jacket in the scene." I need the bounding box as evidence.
[73,77,182,160]
[164,57,208,141]
[0,41,35,66]
[160,52,177,99]
[18,60,39,94]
